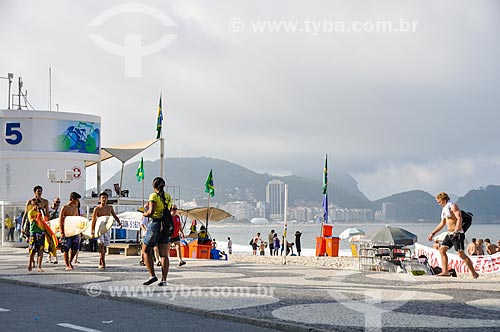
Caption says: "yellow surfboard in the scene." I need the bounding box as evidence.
[49,216,90,237]
[81,215,114,239]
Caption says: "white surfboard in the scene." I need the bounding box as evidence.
[81,215,114,239]
[49,216,90,238]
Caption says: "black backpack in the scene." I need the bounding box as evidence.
[158,193,174,237]
[461,210,473,232]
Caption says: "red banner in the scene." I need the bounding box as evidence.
[415,243,500,274]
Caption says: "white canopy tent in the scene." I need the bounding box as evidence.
[86,138,164,198]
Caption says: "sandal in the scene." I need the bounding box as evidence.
[179,261,186,266]
[158,281,167,286]
[143,276,158,286]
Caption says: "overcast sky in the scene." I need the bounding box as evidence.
[1,0,499,200]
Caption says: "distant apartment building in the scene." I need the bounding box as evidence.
[266,179,285,222]
[256,201,269,219]
[222,201,254,221]
[381,202,396,221]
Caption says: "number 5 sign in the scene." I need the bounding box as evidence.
[4,122,23,145]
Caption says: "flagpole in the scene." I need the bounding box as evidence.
[206,193,210,233]
[282,184,288,265]
[141,178,145,207]
[160,137,164,179]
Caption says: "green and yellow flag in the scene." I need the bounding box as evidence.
[156,94,163,139]
[205,169,215,197]
[136,157,144,182]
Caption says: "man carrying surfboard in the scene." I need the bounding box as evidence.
[22,185,49,241]
[27,199,45,272]
[60,192,82,271]
[91,191,122,269]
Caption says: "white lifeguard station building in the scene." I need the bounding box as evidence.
[0,109,101,203]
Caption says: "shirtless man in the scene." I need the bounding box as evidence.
[22,185,49,240]
[467,238,477,256]
[60,192,82,271]
[91,192,121,269]
[428,192,479,279]
[484,239,499,255]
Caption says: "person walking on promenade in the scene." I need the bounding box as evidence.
[60,192,82,271]
[428,192,479,279]
[295,230,302,256]
[170,205,186,267]
[141,177,172,286]
[26,199,45,272]
[47,197,61,264]
[268,229,275,256]
[227,237,232,255]
[91,192,122,269]
[22,186,49,240]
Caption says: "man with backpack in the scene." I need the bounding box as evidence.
[427,192,479,279]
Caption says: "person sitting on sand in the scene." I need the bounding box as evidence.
[484,239,499,255]
[198,225,209,244]
[428,192,479,279]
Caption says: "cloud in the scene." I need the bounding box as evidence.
[2,0,500,199]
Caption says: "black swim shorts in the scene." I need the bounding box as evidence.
[442,232,465,251]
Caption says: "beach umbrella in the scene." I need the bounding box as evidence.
[177,207,232,223]
[338,227,366,240]
[349,234,366,242]
[366,225,418,245]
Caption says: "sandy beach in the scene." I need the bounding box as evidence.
[229,253,500,282]
[229,254,359,270]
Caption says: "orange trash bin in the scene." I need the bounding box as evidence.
[325,237,340,257]
[316,237,326,256]
[322,224,333,237]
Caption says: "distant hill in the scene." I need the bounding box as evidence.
[101,157,370,207]
[372,190,440,222]
[457,185,500,223]
[99,157,500,223]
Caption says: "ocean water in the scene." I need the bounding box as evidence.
[204,222,500,256]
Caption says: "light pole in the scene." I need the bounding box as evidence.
[0,73,14,109]
[47,169,74,198]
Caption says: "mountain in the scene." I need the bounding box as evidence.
[101,157,370,207]
[372,190,440,222]
[457,185,500,223]
[98,157,500,223]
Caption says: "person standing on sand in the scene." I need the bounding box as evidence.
[428,192,479,279]
[91,191,122,269]
[252,232,261,255]
[268,230,275,256]
[295,230,302,256]
[227,237,232,255]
